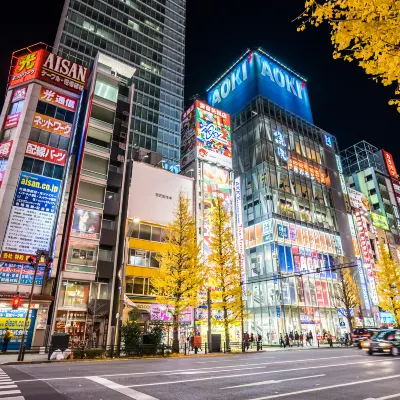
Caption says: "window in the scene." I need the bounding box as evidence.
[60,281,90,308]
[139,224,151,240]
[365,175,373,182]
[66,243,98,273]
[125,277,152,296]
[98,249,113,262]
[129,249,159,268]
[369,188,377,196]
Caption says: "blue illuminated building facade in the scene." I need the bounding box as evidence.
[207,49,363,343]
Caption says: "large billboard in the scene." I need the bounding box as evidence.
[128,162,193,226]
[181,100,232,170]
[2,172,61,256]
[9,49,88,94]
[207,49,313,123]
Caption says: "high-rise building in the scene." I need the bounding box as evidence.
[54,0,186,166]
[205,49,363,343]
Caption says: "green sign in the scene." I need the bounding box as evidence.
[371,212,389,231]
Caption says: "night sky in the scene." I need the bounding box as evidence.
[1,0,398,159]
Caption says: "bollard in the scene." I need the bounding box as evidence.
[48,346,52,361]
[161,343,165,357]
[317,339,320,348]
[223,342,226,353]
[184,342,187,355]
[205,342,207,354]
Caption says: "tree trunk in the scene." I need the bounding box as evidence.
[223,306,230,351]
[172,314,179,353]
[346,309,353,345]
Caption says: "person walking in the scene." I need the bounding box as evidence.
[285,333,290,348]
[294,331,300,347]
[300,332,304,347]
[308,330,313,346]
[327,332,333,347]
[250,333,254,349]
[244,331,250,351]
[257,333,262,351]
[2,327,12,353]
[280,334,285,348]
[289,331,294,347]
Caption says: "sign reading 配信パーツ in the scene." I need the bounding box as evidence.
[25,140,67,166]
[32,112,72,137]
[39,87,77,112]
[2,172,61,256]
[9,49,88,94]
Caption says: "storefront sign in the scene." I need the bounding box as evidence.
[32,112,72,137]
[4,113,20,129]
[11,86,27,103]
[25,140,67,166]
[150,304,192,323]
[380,312,395,325]
[235,177,247,297]
[371,212,389,231]
[9,49,88,94]
[348,188,370,211]
[36,304,49,329]
[262,219,274,243]
[2,172,61,255]
[288,154,328,185]
[71,209,101,239]
[382,150,398,179]
[39,87,77,111]
[0,141,13,158]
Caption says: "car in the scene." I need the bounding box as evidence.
[368,329,400,356]
[352,328,376,348]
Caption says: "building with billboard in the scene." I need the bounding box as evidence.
[124,160,194,338]
[206,49,360,344]
[50,53,135,348]
[0,43,88,349]
[54,0,186,167]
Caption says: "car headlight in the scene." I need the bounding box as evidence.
[379,343,390,348]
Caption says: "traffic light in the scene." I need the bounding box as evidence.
[12,294,21,310]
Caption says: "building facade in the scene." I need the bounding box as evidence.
[54,0,186,166]
[206,49,358,344]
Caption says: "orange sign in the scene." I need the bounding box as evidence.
[288,154,329,186]
[32,112,72,137]
[9,51,44,87]
[382,150,398,179]
[39,87,77,112]
[0,251,47,265]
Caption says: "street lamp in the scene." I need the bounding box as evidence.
[140,155,149,162]
[133,217,140,224]
[185,168,194,178]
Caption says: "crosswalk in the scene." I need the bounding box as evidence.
[0,368,24,400]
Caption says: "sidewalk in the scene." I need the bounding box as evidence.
[0,352,48,364]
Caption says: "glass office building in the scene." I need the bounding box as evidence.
[54,0,185,164]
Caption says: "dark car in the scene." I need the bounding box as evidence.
[368,329,400,356]
[352,328,375,348]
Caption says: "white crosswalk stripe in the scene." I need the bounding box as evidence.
[0,369,24,399]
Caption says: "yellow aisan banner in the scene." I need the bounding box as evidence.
[0,318,30,330]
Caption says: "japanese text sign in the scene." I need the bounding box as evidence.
[0,141,13,158]
[4,114,20,130]
[39,87,77,111]
[11,87,27,103]
[32,112,72,137]
[25,140,67,166]
[382,150,398,179]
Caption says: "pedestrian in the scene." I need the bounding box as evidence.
[327,332,333,348]
[300,332,304,347]
[295,331,300,347]
[257,333,262,351]
[280,334,285,348]
[244,331,250,351]
[285,333,290,348]
[289,331,294,347]
[250,332,254,349]
[308,330,313,346]
[2,327,12,353]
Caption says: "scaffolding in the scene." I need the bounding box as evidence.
[340,141,385,177]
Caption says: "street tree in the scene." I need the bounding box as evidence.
[152,192,203,353]
[208,196,246,350]
[334,266,361,341]
[298,0,400,111]
[375,242,400,327]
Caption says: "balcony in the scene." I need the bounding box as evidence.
[100,228,118,246]
[104,198,120,215]
[81,168,108,185]
[107,170,123,188]
[89,117,114,133]
[85,141,111,159]
[96,260,114,279]
[76,197,104,209]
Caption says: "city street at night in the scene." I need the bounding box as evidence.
[3,348,400,400]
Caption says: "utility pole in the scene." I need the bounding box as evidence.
[18,250,52,361]
[207,287,212,353]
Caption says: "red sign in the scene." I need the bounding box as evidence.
[32,112,72,137]
[11,86,27,103]
[25,140,67,166]
[39,87,77,112]
[0,251,46,265]
[383,150,398,179]
[0,141,13,158]
[4,113,20,129]
[9,49,88,94]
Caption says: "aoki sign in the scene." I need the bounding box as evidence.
[207,49,313,123]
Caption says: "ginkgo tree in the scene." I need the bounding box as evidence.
[375,242,400,327]
[298,0,400,111]
[152,192,203,353]
[208,196,246,351]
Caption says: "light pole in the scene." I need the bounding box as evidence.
[207,287,212,353]
[18,250,51,361]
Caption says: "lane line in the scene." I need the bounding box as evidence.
[0,390,21,396]
[12,355,363,383]
[364,394,400,400]
[87,376,158,400]
[0,397,24,400]
[0,385,18,389]
[126,359,391,388]
[249,374,400,400]
[222,374,325,389]
[197,357,275,363]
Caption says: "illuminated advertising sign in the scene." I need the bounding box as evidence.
[382,150,398,179]
[4,113,20,129]
[288,154,329,185]
[39,87,77,112]
[371,212,389,231]
[203,163,231,256]
[25,140,67,166]
[348,187,370,211]
[391,177,400,208]
[207,49,313,123]
[32,112,72,137]
[9,49,88,94]
[11,87,27,103]
[335,155,351,213]
[0,160,7,188]
[235,177,247,298]
[181,101,232,169]
[0,141,13,158]
[71,209,102,239]
[2,172,61,256]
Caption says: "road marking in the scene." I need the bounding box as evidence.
[0,380,13,383]
[0,385,17,389]
[12,355,363,383]
[222,374,325,389]
[0,397,24,400]
[249,374,400,400]
[197,357,275,363]
[87,376,158,400]
[0,390,21,396]
[364,394,400,400]
[127,359,389,388]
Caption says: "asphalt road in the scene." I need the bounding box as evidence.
[2,347,400,400]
